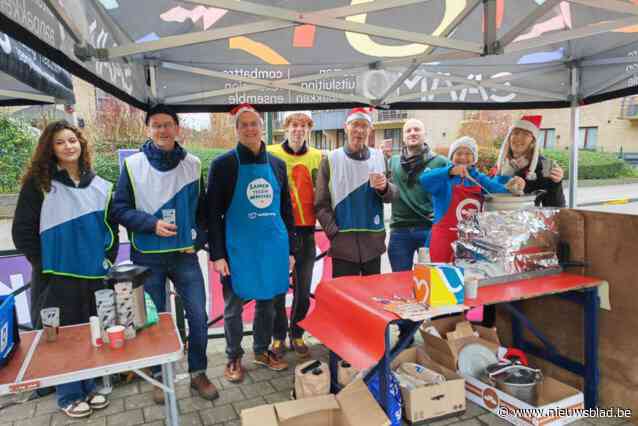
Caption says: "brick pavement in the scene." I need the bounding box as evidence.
[0,334,634,426]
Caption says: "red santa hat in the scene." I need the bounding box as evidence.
[229,103,262,126]
[496,115,543,180]
[512,115,542,139]
[345,107,374,124]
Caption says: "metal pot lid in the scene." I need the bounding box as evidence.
[489,364,540,385]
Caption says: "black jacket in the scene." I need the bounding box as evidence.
[207,142,296,262]
[518,156,566,208]
[12,169,120,266]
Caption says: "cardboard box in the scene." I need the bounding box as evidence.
[465,372,584,425]
[241,379,390,426]
[391,347,465,423]
[420,314,500,371]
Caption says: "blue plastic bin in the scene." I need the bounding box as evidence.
[0,294,19,368]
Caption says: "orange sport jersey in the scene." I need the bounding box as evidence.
[268,143,322,227]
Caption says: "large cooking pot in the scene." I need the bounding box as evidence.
[485,363,543,404]
[483,190,546,212]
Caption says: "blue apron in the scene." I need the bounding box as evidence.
[225,149,289,300]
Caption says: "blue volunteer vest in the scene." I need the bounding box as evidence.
[40,176,114,279]
[328,147,386,233]
[126,152,200,253]
[225,150,289,300]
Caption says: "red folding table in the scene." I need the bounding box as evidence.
[300,271,604,415]
[0,313,184,425]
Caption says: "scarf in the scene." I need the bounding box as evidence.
[499,155,530,178]
[142,139,187,172]
[400,144,432,187]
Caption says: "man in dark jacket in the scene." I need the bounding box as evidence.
[207,104,296,384]
[314,108,397,277]
[111,105,217,404]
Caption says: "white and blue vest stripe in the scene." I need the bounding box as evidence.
[328,147,386,233]
[126,152,200,253]
[40,176,115,279]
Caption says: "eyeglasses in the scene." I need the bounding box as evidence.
[150,123,176,130]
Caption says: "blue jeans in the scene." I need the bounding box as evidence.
[388,226,431,343]
[388,227,431,272]
[57,379,95,408]
[222,277,275,360]
[141,253,208,374]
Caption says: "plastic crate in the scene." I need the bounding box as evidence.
[0,294,20,368]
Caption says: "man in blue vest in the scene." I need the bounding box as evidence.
[112,105,217,404]
[207,104,295,384]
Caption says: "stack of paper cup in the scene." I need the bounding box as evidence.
[114,282,136,339]
[95,289,116,343]
[417,247,429,264]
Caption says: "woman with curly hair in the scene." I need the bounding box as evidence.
[11,120,119,419]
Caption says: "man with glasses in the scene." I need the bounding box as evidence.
[112,105,217,405]
[315,108,397,277]
[207,104,295,383]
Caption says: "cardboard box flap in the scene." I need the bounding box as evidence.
[336,379,391,426]
[273,394,339,422]
[241,404,280,426]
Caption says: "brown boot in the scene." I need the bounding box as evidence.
[153,385,165,405]
[224,358,245,383]
[290,338,310,359]
[254,351,288,371]
[190,373,219,401]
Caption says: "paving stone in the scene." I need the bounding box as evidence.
[246,368,283,383]
[452,419,482,426]
[263,390,292,404]
[460,401,488,419]
[109,382,140,398]
[426,416,462,426]
[34,396,60,415]
[177,396,214,414]
[0,403,36,422]
[205,365,227,380]
[268,376,293,392]
[106,408,144,426]
[206,353,229,368]
[477,413,513,426]
[174,384,193,400]
[177,412,203,426]
[141,422,163,426]
[218,375,253,390]
[91,398,125,418]
[13,414,52,426]
[124,392,157,410]
[50,413,107,426]
[212,388,245,407]
[239,382,275,399]
[199,405,238,425]
[582,416,633,425]
[221,421,240,426]
[231,397,266,415]
[142,405,165,423]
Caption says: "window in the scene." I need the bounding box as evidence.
[538,128,556,149]
[336,129,345,148]
[578,127,598,150]
[383,128,403,154]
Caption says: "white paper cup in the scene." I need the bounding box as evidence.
[465,279,479,299]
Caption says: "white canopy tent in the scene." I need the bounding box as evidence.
[3,0,638,208]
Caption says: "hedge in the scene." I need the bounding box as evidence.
[93,146,226,184]
[0,117,38,193]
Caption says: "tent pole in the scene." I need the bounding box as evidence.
[568,66,580,208]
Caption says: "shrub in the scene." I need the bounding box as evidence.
[542,149,630,180]
[0,116,38,193]
[92,145,226,185]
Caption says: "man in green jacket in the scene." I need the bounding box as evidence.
[388,118,449,270]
